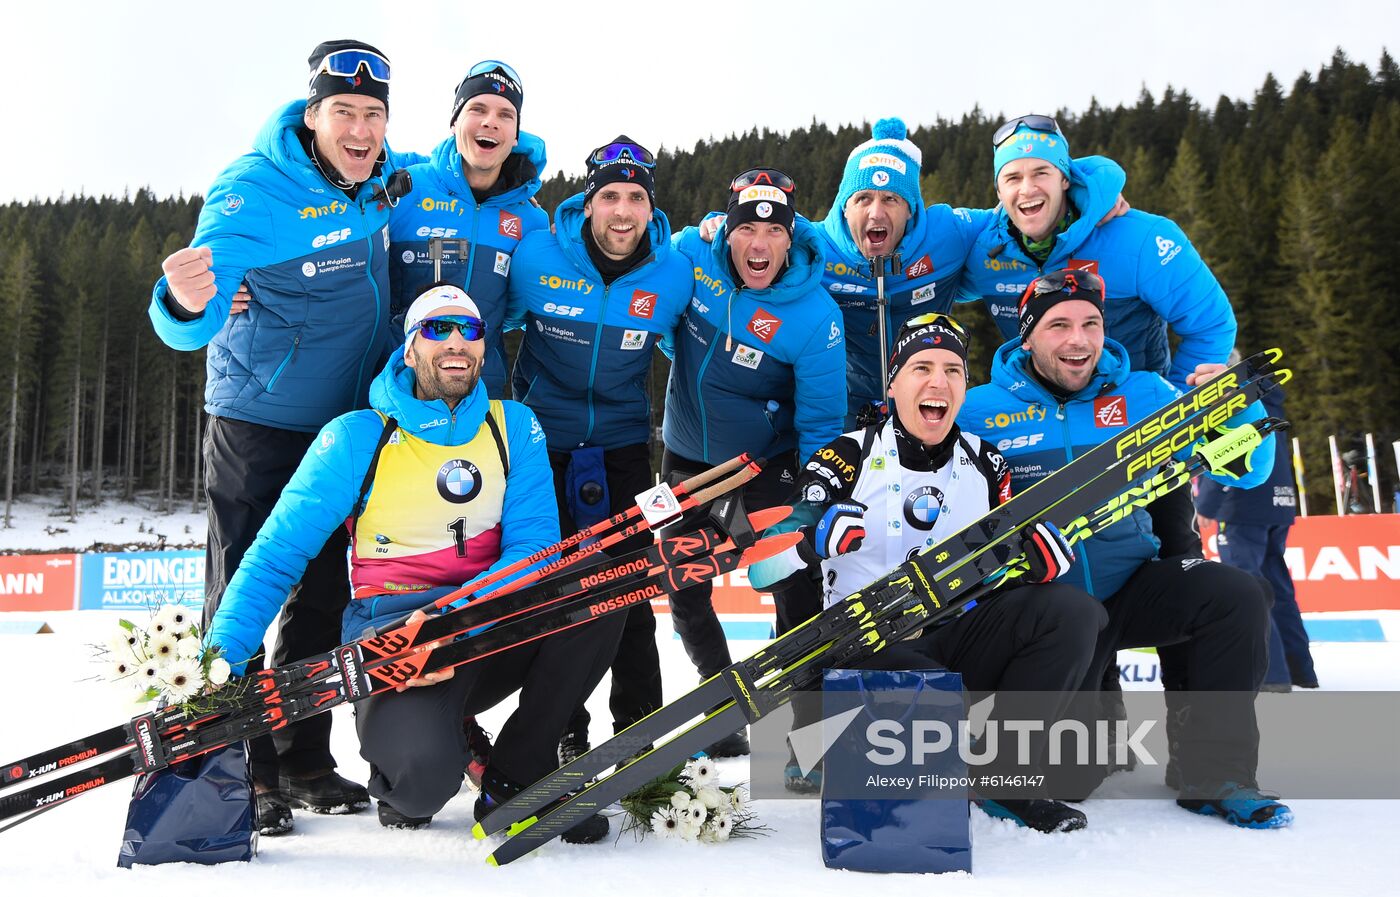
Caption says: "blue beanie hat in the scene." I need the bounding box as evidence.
[993,122,1071,181]
[834,117,923,219]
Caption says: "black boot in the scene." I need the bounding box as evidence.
[558,730,591,766]
[704,729,750,758]
[255,788,294,836]
[280,770,371,814]
[978,798,1087,833]
[378,800,432,830]
[464,716,493,789]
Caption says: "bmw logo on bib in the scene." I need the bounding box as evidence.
[437,459,483,504]
[903,485,944,531]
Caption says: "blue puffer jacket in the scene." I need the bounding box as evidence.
[505,194,693,451]
[389,133,549,397]
[959,338,1274,599]
[818,202,993,422]
[665,218,847,464]
[205,354,558,670]
[957,156,1234,393]
[149,99,404,433]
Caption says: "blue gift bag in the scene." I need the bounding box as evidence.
[117,742,255,867]
[820,668,971,874]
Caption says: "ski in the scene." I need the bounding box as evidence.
[473,352,1288,841]
[479,367,1289,861]
[0,457,763,802]
[0,514,801,829]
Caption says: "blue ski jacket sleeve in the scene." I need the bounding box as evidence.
[148,99,403,433]
[957,154,1235,393]
[664,218,847,465]
[204,354,557,671]
[387,132,549,398]
[1193,386,1298,526]
[504,193,693,451]
[958,337,1274,600]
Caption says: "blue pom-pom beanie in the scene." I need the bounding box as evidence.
[834,117,923,219]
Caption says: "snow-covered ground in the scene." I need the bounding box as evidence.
[1,610,1396,894]
[0,494,204,554]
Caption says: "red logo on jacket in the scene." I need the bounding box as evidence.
[498,211,522,239]
[904,255,934,278]
[630,290,656,319]
[747,309,782,343]
[1067,258,1100,275]
[1094,395,1128,428]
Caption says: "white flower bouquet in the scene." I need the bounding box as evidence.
[98,604,234,710]
[619,756,762,844]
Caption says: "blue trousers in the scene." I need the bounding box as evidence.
[1217,522,1318,686]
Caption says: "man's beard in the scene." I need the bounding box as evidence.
[417,364,481,405]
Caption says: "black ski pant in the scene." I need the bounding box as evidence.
[661,449,820,679]
[792,582,1105,790]
[1217,521,1317,686]
[550,443,665,740]
[202,415,350,789]
[1062,555,1269,797]
[355,611,627,819]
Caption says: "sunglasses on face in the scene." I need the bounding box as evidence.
[319,49,391,83]
[992,114,1065,147]
[416,315,486,342]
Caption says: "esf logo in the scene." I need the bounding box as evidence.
[543,302,585,317]
[312,228,353,249]
[415,226,458,238]
[995,281,1027,293]
[538,275,595,294]
[436,459,483,504]
[996,433,1045,451]
[827,281,868,295]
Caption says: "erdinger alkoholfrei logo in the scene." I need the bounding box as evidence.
[903,485,944,531]
[437,459,483,503]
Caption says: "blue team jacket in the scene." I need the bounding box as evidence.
[205,354,558,669]
[664,218,847,465]
[149,99,410,432]
[959,338,1274,599]
[505,193,693,451]
[958,156,1234,393]
[388,133,549,397]
[818,202,993,420]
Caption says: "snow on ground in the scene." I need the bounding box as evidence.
[0,494,205,553]
[1,611,1397,894]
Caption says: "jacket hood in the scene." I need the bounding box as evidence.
[990,154,1126,258]
[552,192,676,277]
[255,98,402,201]
[429,129,547,200]
[819,192,929,265]
[368,352,489,446]
[709,215,826,303]
[990,335,1132,405]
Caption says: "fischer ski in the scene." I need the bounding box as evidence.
[478,363,1290,862]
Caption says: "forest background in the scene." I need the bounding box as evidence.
[1,50,1394,524]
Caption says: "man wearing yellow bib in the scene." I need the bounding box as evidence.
[206,282,619,843]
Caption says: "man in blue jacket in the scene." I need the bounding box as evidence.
[505,137,693,763]
[1196,381,1318,689]
[665,169,847,755]
[960,269,1291,828]
[207,282,616,844]
[389,60,548,397]
[148,39,407,834]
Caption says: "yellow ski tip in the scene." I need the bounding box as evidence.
[471,822,486,840]
[486,854,500,867]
